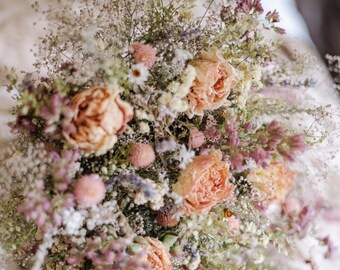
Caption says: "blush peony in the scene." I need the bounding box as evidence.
[172,150,234,214]
[63,86,133,156]
[187,49,237,117]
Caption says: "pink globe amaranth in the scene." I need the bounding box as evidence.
[128,143,156,169]
[74,174,106,207]
[130,43,158,68]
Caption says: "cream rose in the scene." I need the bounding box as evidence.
[173,150,234,214]
[143,237,173,270]
[187,49,237,116]
[63,86,133,156]
[247,162,296,204]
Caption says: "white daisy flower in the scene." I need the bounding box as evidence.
[128,63,149,86]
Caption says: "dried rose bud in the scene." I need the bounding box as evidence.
[156,208,179,228]
[188,128,205,149]
[128,143,156,169]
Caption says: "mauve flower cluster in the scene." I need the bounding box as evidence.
[236,0,264,14]
[205,117,308,170]
[39,94,74,135]
[8,115,37,134]
[68,235,150,270]
[18,181,75,232]
[18,186,53,231]
[50,150,79,192]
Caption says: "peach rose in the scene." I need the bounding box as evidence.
[172,150,234,214]
[247,162,296,204]
[143,237,173,270]
[187,49,237,116]
[63,86,133,156]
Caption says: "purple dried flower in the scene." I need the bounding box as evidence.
[18,189,53,231]
[250,146,270,167]
[8,115,37,134]
[236,0,251,13]
[51,149,79,192]
[181,28,203,40]
[322,236,336,259]
[244,122,253,132]
[267,120,286,137]
[68,235,148,269]
[225,122,234,134]
[287,134,308,153]
[204,126,221,141]
[277,145,295,161]
[40,94,63,124]
[230,152,245,170]
[274,27,286,35]
[253,0,264,13]
[228,131,240,147]
[236,0,263,14]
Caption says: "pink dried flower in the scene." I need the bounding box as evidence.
[188,128,205,149]
[130,43,158,68]
[128,143,156,169]
[40,94,63,123]
[51,150,79,192]
[74,174,106,207]
[322,236,336,259]
[283,197,302,215]
[8,115,37,134]
[226,216,240,233]
[230,152,245,170]
[250,146,270,167]
[236,0,263,14]
[18,189,52,231]
[204,126,221,141]
[287,134,308,152]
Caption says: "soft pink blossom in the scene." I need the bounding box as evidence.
[130,43,158,68]
[188,128,205,149]
[74,174,106,207]
[226,216,240,233]
[283,197,302,215]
